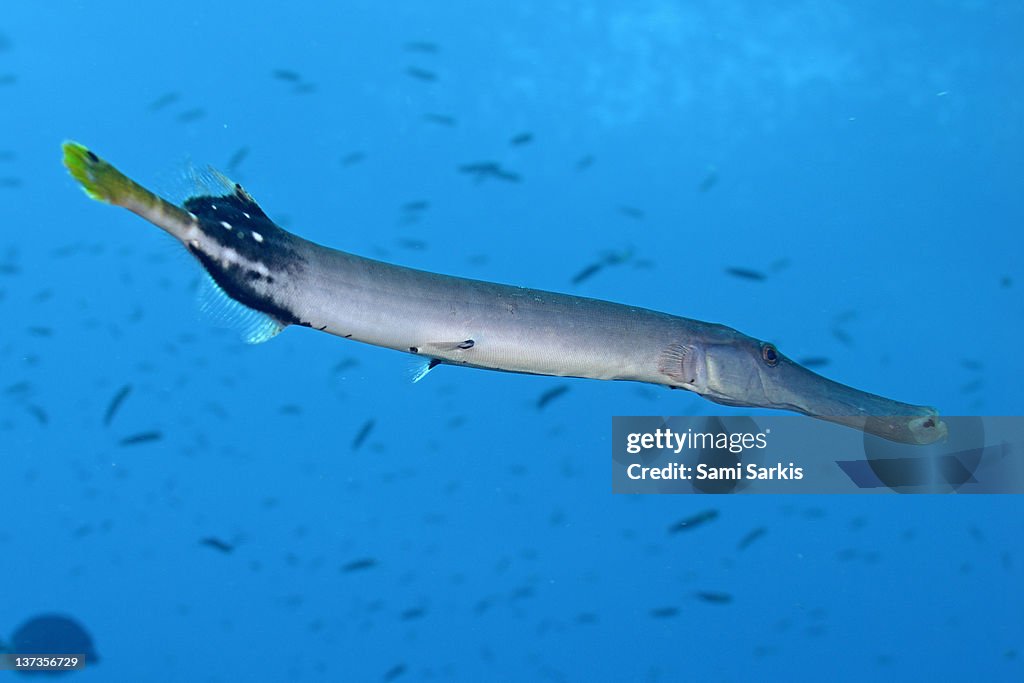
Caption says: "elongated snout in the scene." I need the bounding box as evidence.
[698,334,947,445]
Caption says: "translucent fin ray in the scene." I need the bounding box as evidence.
[197,272,284,344]
[410,358,441,383]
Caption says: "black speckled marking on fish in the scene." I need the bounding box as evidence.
[184,185,307,326]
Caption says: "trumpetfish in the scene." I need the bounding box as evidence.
[61,142,946,445]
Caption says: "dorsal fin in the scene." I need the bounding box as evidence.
[183,170,270,222]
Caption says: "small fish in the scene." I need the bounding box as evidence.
[492,167,521,183]
[737,526,767,551]
[400,607,426,621]
[404,41,439,54]
[118,430,163,446]
[341,151,366,167]
[0,74,17,86]
[103,384,133,426]
[698,166,719,192]
[602,247,633,266]
[397,238,428,251]
[695,591,733,604]
[457,161,520,183]
[402,200,430,212]
[272,69,302,83]
[0,150,15,161]
[5,381,32,396]
[510,132,533,146]
[576,155,594,171]
[176,108,206,123]
[383,664,407,682]
[836,548,859,562]
[570,261,604,285]
[510,585,535,601]
[226,146,250,172]
[341,557,377,572]
[406,66,438,81]
[27,405,48,425]
[650,607,679,618]
[960,359,983,372]
[668,509,719,534]
[0,177,23,188]
[422,113,457,126]
[200,537,234,554]
[831,327,853,347]
[27,326,53,337]
[618,206,645,220]
[458,161,499,175]
[332,358,360,373]
[51,243,85,257]
[725,267,766,282]
[147,92,180,111]
[571,248,637,285]
[536,384,570,410]
[352,418,375,451]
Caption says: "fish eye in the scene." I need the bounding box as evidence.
[761,343,779,367]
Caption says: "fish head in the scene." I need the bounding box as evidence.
[696,329,947,445]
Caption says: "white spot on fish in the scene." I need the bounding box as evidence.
[220,221,232,230]
[221,248,239,267]
[211,204,218,211]
[188,211,198,221]
[252,232,264,243]
[243,212,251,219]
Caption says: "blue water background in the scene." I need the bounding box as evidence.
[1,2,1021,680]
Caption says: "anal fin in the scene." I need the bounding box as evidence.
[197,271,284,344]
[410,358,442,383]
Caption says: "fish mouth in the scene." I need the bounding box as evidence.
[824,411,949,445]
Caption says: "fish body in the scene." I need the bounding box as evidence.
[61,142,946,445]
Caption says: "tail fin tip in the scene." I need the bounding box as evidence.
[62,140,110,202]
[62,140,143,206]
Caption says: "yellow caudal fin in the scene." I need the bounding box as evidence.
[62,141,154,206]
